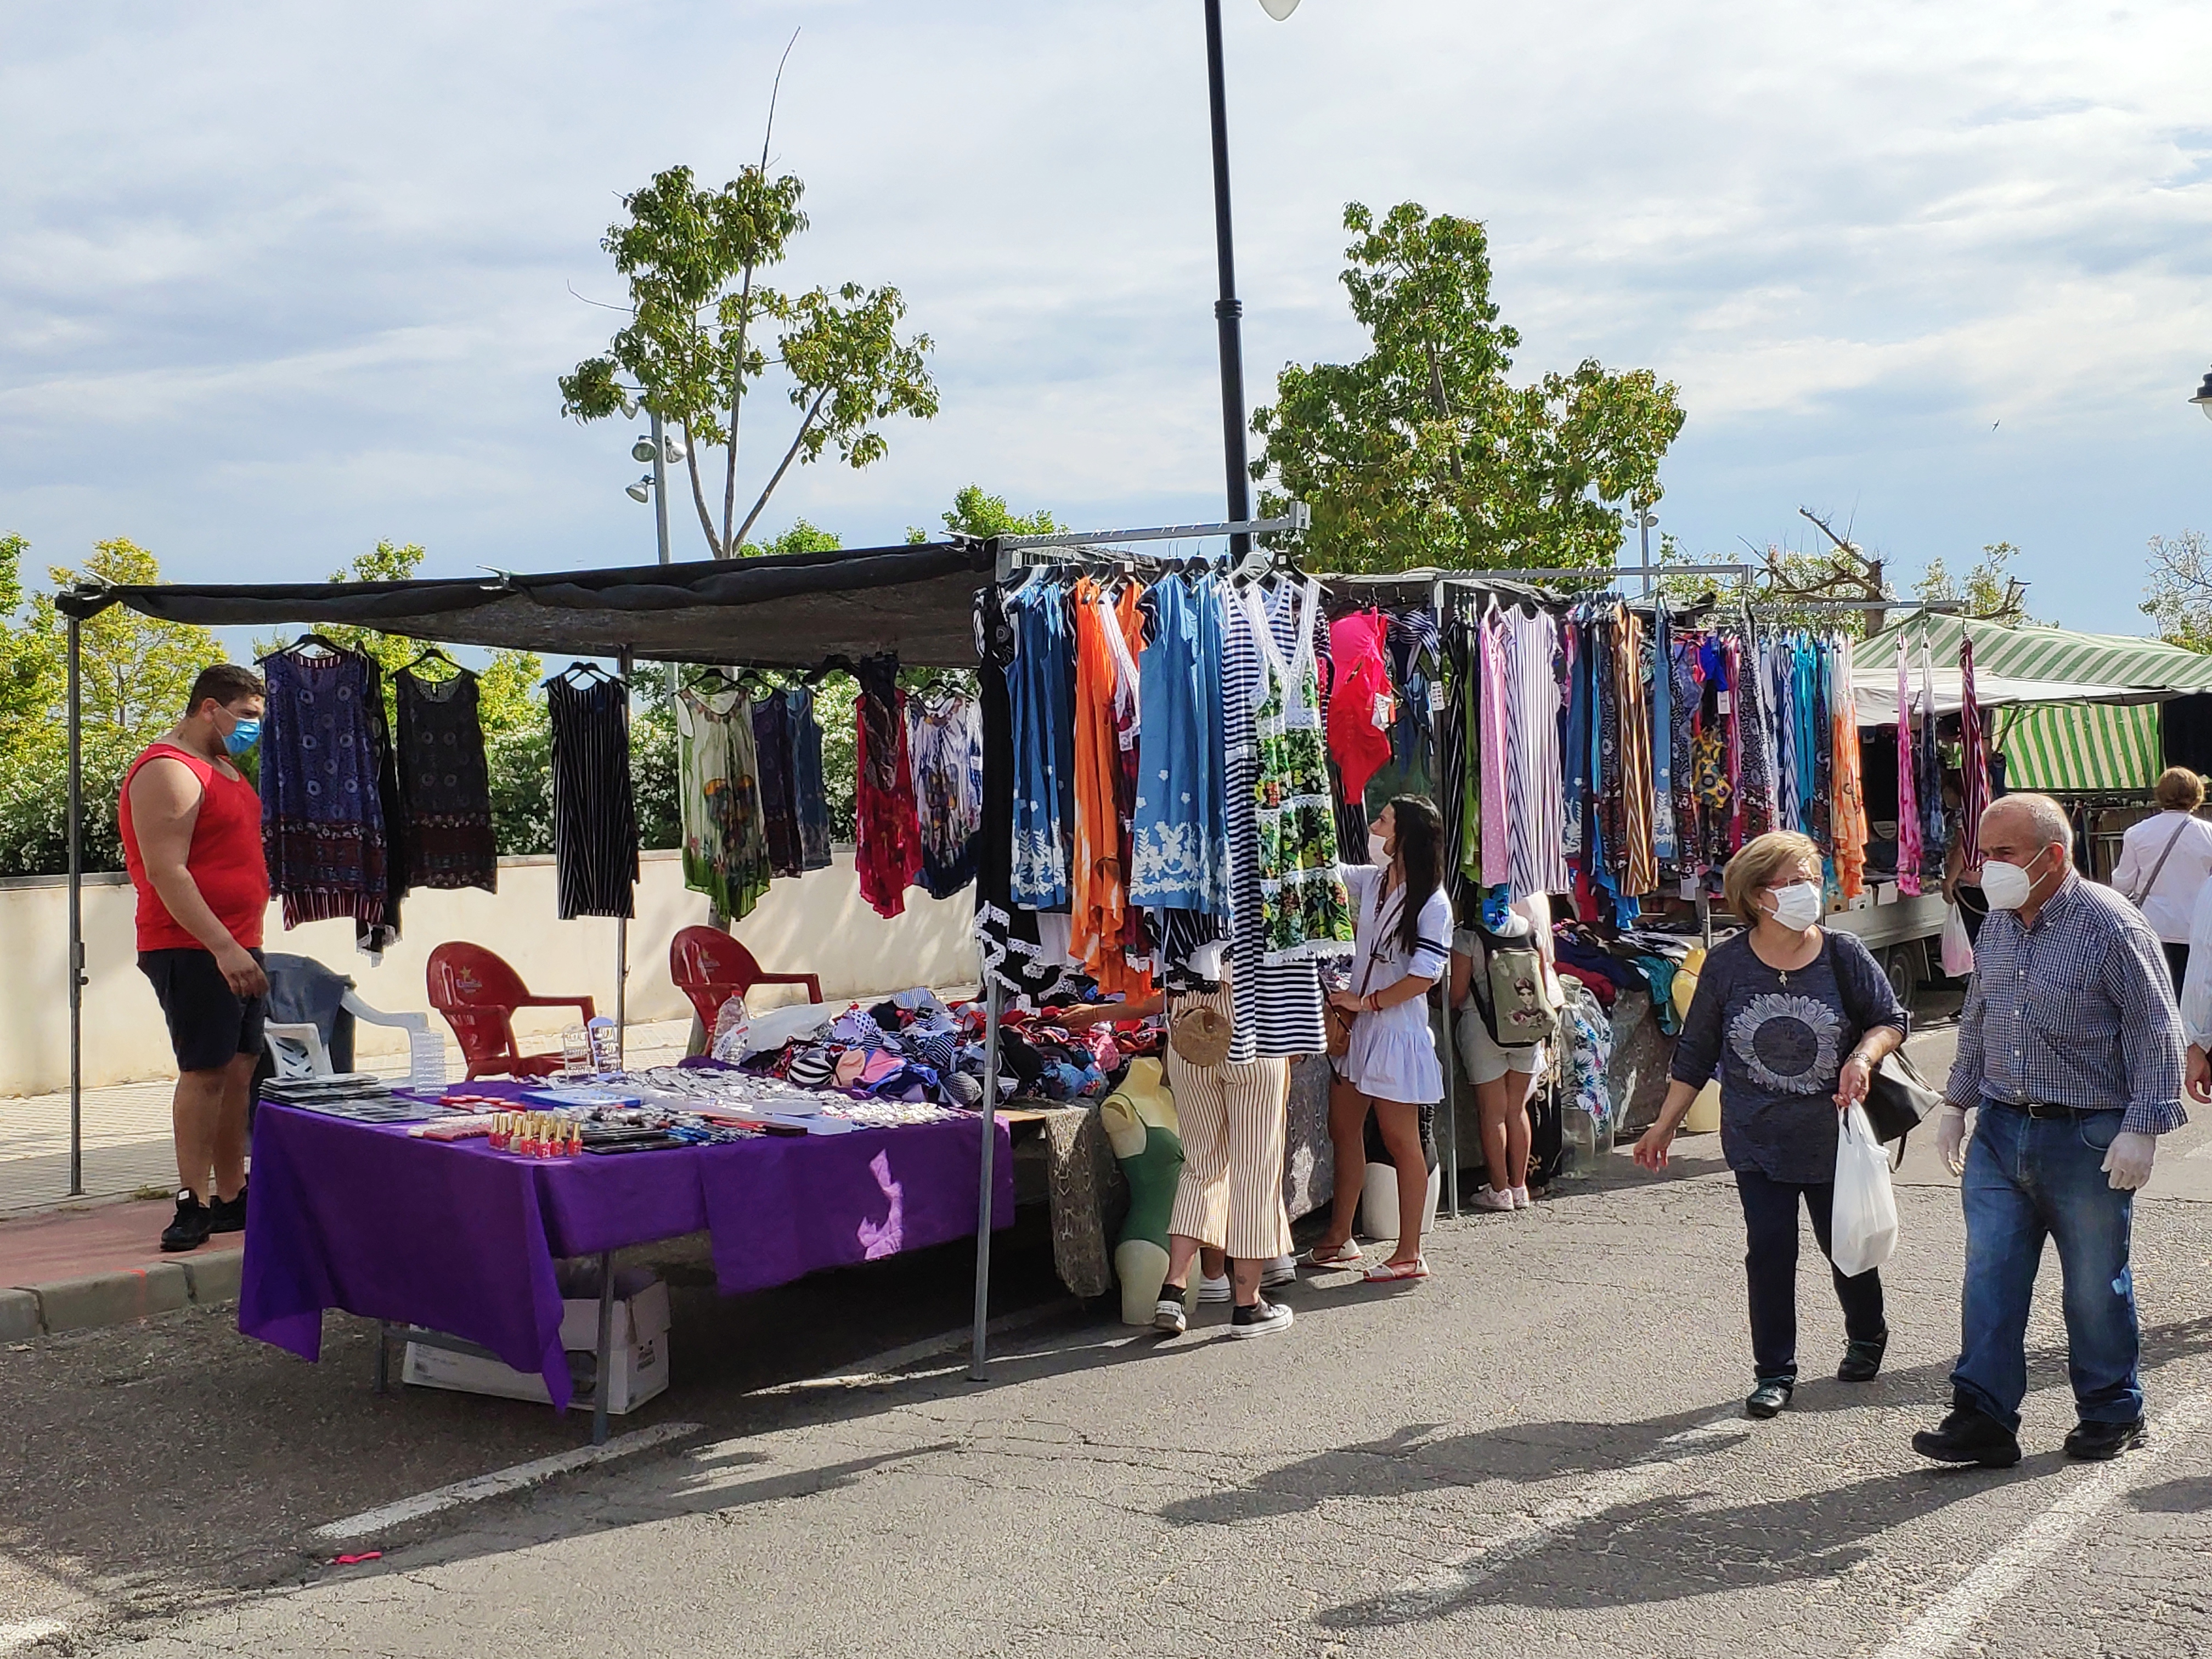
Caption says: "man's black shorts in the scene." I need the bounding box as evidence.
[138,948,267,1074]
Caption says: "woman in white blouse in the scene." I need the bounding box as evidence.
[1304,797,1452,1284]
[2111,768,2212,990]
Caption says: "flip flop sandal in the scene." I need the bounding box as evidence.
[1363,1257,1430,1283]
[1300,1243,1363,1271]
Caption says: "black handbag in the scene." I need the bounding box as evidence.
[1863,1051,1940,1149]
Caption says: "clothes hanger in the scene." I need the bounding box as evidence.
[400,644,467,681]
[285,631,352,659]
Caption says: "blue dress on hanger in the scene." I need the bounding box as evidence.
[1129,573,1230,916]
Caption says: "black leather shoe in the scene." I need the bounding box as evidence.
[1746,1379,1795,1419]
[1838,1334,1888,1383]
[2063,1418,2146,1461]
[1911,1406,2021,1468]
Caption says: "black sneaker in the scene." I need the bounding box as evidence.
[160,1190,212,1253]
[208,1183,247,1235]
[1229,1298,1294,1339]
[2063,1417,2146,1462]
[1838,1333,1888,1383]
[1153,1296,1187,1336]
[1911,1404,2022,1468]
[1746,1378,1795,1419]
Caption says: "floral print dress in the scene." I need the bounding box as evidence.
[1243,579,1354,965]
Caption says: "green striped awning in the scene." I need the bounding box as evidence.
[1994,702,2162,793]
[1867,613,2212,794]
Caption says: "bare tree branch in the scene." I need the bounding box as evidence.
[720,27,802,558]
[681,424,723,556]
[731,386,830,550]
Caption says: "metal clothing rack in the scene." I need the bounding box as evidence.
[968,505,1311,1380]
[990,503,1310,580]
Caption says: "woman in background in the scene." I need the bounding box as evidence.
[2110,766,2212,991]
[1448,890,1554,1212]
[1304,797,1452,1284]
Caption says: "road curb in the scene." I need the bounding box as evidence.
[7,1249,242,1339]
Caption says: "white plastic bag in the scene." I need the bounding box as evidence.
[1831,1103,1900,1277]
[1940,901,1975,979]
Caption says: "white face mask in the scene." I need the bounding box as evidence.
[1980,848,2046,911]
[1368,828,1392,867]
[1765,881,1823,932]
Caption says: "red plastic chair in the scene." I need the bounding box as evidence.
[426,943,596,1080]
[669,926,822,1030]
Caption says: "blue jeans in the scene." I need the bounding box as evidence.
[1952,1103,2141,1430]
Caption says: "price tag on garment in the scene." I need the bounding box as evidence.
[1717,691,1732,714]
[1373,692,1395,731]
[1426,681,1446,716]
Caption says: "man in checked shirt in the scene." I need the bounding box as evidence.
[1913,794,2187,1468]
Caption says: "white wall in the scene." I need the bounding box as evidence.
[0,849,977,1098]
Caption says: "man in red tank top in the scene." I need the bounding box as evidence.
[119,664,271,1252]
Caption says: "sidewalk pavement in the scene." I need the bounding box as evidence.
[0,1019,696,1339]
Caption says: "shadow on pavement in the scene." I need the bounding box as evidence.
[2129,1474,2212,1513]
[1317,1457,2051,1629]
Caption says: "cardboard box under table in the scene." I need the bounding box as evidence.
[238,1088,1014,1442]
[404,1267,671,1415]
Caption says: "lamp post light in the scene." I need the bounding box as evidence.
[1637,507,1658,595]
[614,393,685,565]
[1203,0,1299,556]
[2192,365,2212,423]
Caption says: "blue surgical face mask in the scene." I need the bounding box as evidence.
[223,715,261,757]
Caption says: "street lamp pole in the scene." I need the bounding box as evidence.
[650,407,672,565]
[1203,0,1254,558]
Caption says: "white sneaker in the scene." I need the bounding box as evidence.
[1471,1184,1516,1212]
[1197,1273,1233,1304]
[1260,1255,1298,1288]
[1511,1186,1532,1209]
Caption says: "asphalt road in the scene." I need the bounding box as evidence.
[9,1017,2212,1658]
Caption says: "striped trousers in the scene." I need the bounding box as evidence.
[1165,1039,1293,1261]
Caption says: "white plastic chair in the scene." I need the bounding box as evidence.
[263,991,437,1080]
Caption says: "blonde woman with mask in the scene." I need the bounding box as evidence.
[1635,831,1908,1419]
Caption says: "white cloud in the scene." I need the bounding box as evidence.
[1,0,2209,627]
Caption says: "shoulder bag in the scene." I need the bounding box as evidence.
[2123,816,2193,910]
[1327,884,1402,1058]
[1830,931,1939,1154]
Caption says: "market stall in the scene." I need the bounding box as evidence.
[54,517,1310,1435]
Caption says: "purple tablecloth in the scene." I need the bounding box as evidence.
[238,1102,1014,1409]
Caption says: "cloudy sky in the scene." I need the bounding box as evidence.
[4,0,2210,634]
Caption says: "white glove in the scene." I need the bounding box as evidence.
[2103,1130,2157,1192]
[1936,1108,1969,1177]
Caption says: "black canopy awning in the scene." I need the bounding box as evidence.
[54,539,996,669]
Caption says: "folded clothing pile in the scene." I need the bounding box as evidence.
[729,987,1142,1107]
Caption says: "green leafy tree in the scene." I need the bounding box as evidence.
[739,518,843,560]
[908,484,1062,543]
[559,163,937,560]
[2140,530,2211,652]
[1915,541,2032,625]
[1252,201,1684,574]
[0,538,225,876]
